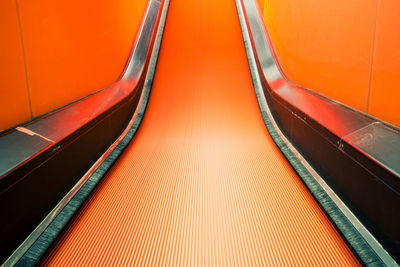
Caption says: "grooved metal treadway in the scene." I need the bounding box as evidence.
[42,0,360,265]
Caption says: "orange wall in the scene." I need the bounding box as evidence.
[0,0,31,131]
[0,0,148,132]
[263,0,400,127]
[264,0,376,112]
[368,0,400,126]
[140,0,149,15]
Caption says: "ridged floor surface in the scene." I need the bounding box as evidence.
[42,0,359,265]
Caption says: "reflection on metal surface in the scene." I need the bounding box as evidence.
[242,0,400,179]
[344,122,400,175]
[0,0,162,180]
[239,0,398,265]
[0,130,52,178]
[42,0,358,264]
[2,0,164,265]
[16,127,54,143]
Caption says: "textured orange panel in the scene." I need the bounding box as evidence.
[18,0,142,117]
[368,0,400,127]
[264,0,376,112]
[43,0,359,265]
[0,0,31,131]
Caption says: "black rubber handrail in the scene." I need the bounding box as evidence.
[0,0,164,263]
[239,0,400,263]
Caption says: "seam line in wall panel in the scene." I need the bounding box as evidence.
[366,0,379,114]
[16,0,33,119]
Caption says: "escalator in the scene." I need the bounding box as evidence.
[33,0,362,265]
